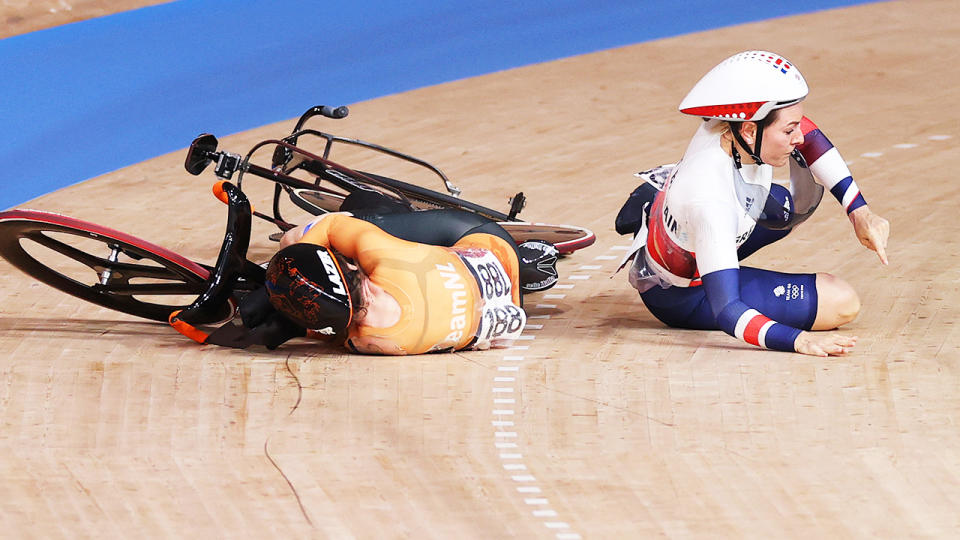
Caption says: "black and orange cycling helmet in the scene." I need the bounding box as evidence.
[264,243,359,339]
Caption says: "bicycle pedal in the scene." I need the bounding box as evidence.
[268,232,282,242]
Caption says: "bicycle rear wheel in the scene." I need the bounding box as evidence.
[0,210,234,323]
[499,222,596,255]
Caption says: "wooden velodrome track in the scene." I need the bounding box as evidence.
[2,1,959,538]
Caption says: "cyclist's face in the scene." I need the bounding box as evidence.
[760,103,805,167]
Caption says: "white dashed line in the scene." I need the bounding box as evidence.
[486,245,613,540]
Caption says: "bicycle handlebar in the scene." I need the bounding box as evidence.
[293,105,349,133]
[269,105,350,169]
[320,105,349,119]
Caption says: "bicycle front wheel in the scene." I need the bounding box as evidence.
[0,210,234,323]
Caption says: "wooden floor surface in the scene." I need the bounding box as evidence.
[2,1,959,538]
[0,0,170,39]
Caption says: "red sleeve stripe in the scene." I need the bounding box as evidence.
[735,309,775,348]
[843,188,863,212]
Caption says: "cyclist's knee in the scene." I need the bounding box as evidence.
[813,272,860,329]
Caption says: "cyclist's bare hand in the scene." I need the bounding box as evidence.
[849,206,890,265]
[794,331,857,357]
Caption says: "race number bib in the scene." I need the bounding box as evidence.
[456,249,526,349]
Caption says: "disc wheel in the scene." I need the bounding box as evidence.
[0,210,233,323]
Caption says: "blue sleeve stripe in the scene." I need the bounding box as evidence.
[830,176,868,214]
[829,176,853,200]
[764,323,802,352]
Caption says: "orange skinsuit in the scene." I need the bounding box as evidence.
[300,214,522,355]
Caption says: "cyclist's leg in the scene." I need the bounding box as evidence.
[615,165,673,236]
[341,189,411,216]
[342,189,513,246]
[341,188,560,293]
[615,182,659,236]
[810,272,860,329]
[360,209,558,294]
[639,266,821,331]
[360,208,515,250]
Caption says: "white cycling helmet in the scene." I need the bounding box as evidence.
[678,50,808,122]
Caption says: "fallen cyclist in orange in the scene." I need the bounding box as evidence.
[273,211,526,354]
[170,194,560,354]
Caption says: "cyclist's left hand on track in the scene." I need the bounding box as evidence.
[794,331,858,357]
[849,206,890,265]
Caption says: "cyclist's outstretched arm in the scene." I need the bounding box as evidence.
[799,117,889,264]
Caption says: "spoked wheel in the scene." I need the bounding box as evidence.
[0,210,234,323]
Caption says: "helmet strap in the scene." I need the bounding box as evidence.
[729,122,765,167]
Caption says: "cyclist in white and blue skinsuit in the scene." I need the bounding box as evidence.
[616,51,890,357]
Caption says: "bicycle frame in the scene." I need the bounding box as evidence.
[185,105,525,229]
[0,104,594,329]
[280,129,462,197]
